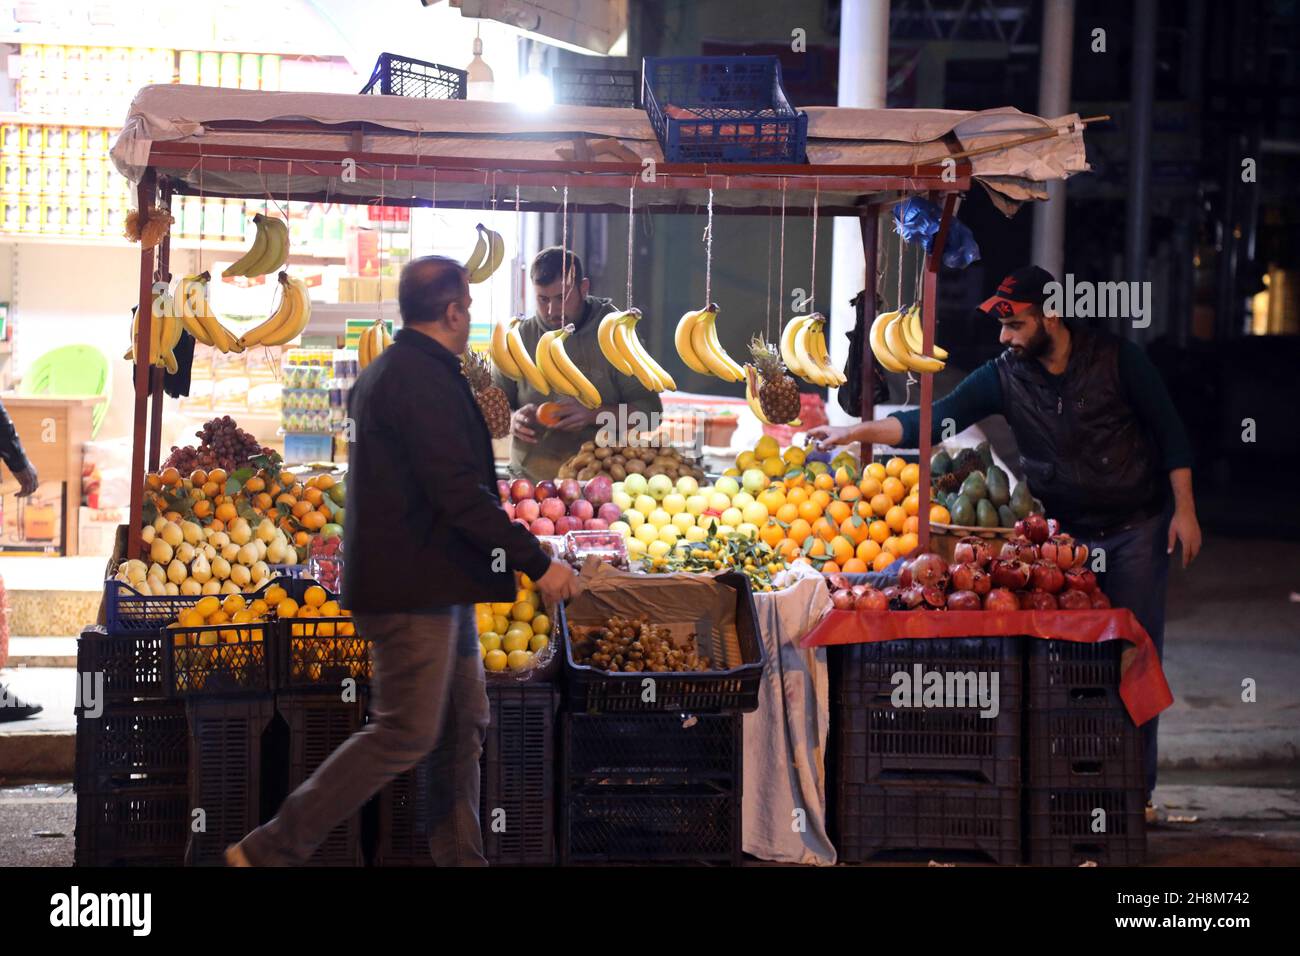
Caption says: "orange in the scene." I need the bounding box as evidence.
[778,539,800,561]
[821,560,841,575]
[208,469,228,486]
[315,474,336,491]
[202,481,220,499]
[872,551,896,572]
[276,494,298,508]
[786,487,809,507]
[856,538,882,564]
[865,462,887,482]
[838,484,861,503]
[160,467,181,486]
[145,473,162,491]
[808,539,827,558]
[189,469,208,487]
[303,585,327,608]
[758,489,786,513]
[164,511,182,523]
[830,536,855,565]
[788,519,813,546]
[814,472,835,492]
[294,531,311,547]
[760,520,785,548]
[885,505,907,533]
[883,535,904,557]
[304,487,324,507]
[253,493,273,512]
[882,476,906,503]
[813,517,839,543]
[885,457,906,478]
[797,500,822,524]
[903,514,920,535]
[897,532,919,556]
[301,511,327,531]
[855,499,875,521]
[834,466,856,488]
[208,518,225,533]
[292,500,315,518]
[215,502,238,524]
[870,493,893,518]
[900,463,920,488]
[776,503,800,525]
[903,494,919,517]
[929,504,951,524]
[192,499,213,520]
[827,500,851,526]
[858,477,883,499]
[868,519,891,544]
[842,558,869,574]
[841,516,869,545]
[279,471,297,486]
[244,476,265,494]
[810,489,832,512]
[785,472,806,489]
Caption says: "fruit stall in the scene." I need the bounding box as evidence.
[73,62,1169,867]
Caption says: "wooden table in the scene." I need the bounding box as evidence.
[0,393,99,556]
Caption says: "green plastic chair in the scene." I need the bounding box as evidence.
[19,344,112,439]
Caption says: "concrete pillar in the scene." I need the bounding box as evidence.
[828,0,891,424]
[1031,0,1074,283]
[1125,0,1157,336]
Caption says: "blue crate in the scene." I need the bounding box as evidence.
[104,580,201,633]
[642,55,808,164]
[360,53,465,99]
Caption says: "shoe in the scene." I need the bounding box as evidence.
[1145,802,1158,825]
[0,684,43,722]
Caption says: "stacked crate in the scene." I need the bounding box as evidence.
[1025,640,1146,865]
[832,638,1023,864]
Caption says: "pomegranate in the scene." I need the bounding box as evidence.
[529,517,555,536]
[597,503,623,525]
[553,515,581,535]
[908,552,950,590]
[534,479,557,501]
[583,475,614,507]
[1030,561,1066,594]
[539,497,567,523]
[827,573,852,593]
[999,536,1039,563]
[831,589,856,611]
[1058,589,1092,610]
[897,559,914,589]
[984,588,1020,612]
[567,499,595,522]
[1026,589,1058,610]
[1064,568,1098,593]
[501,501,516,520]
[950,562,992,595]
[922,586,948,609]
[1018,590,1035,610]
[881,586,900,602]
[892,585,925,610]
[514,498,540,523]
[558,479,584,506]
[953,536,994,568]
[1040,535,1079,571]
[850,584,871,600]
[946,590,983,611]
[1090,590,1112,609]
[497,479,512,502]
[510,478,535,503]
[991,558,1032,590]
[583,518,609,531]
[855,589,889,611]
[1018,513,1050,544]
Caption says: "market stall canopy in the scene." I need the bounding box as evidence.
[111,85,1088,216]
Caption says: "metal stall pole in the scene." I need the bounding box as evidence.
[148,180,174,473]
[916,193,957,555]
[127,169,158,561]
[858,205,880,428]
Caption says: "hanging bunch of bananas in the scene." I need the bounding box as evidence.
[537,323,603,409]
[176,273,244,353]
[869,303,947,374]
[674,304,744,383]
[357,317,393,369]
[224,214,289,278]
[236,272,312,350]
[490,316,551,394]
[779,313,847,387]
[599,308,677,393]
[464,223,505,284]
[124,295,182,373]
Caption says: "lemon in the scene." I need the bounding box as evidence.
[531,613,550,635]
[529,633,549,652]
[303,585,327,608]
[338,622,356,636]
[263,585,287,607]
[320,600,340,617]
[506,622,533,642]
[208,610,230,627]
[761,456,785,479]
[480,643,487,660]
[755,435,780,461]
[277,598,299,619]
[510,601,535,622]
[195,596,221,619]
[222,593,246,615]
[503,632,531,654]
[516,588,540,607]
[178,609,205,629]
[484,649,508,672]
[493,614,510,634]
[783,446,806,467]
[735,450,758,472]
[491,601,514,616]
[476,607,496,632]
[250,599,269,617]
[480,632,503,652]
[506,649,532,672]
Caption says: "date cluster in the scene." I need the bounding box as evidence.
[569,615,712,673]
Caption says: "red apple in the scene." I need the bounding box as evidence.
[583,518,609,531]
[568,499,595,522]
[510,478,535,503]
[946,590,983,611]
[597,503,623,525]
[558,479,583,506]
[501,501,516,520]
[514,498,540,523]
[855,589,889,611]
[497,479,511,502]
[984,588,1020,612]
[529,517,555,536]
[539,497,567,523]
[554,515,580,535]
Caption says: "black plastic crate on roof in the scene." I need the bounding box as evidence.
[561,783,741,866]
[1027,787,1146,866]
[1026,638,1125,711]
[360,52,466,99]
[836,781,1021,865]
[75,697,188,791]
[277,694,366,866]
[1028,707,1144,791]
[563,712,741,786]
[553,67,640,109]
[185,697,275,866]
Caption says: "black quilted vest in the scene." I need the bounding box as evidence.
[994,327,1164,534]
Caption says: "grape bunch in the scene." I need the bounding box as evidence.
[162,415,274,474]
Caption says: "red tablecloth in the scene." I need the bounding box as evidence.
[799,608,1172,726]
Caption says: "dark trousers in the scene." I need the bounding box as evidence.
[1076,505,1173,799]
[241,605,490,866]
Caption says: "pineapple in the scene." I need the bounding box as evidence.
[749,335,801,424]
[462,349,512,439]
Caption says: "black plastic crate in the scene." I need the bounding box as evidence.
[554,67,640,108]
[1028,707,1144,791]
[481,684,558,866]
[642,55,808,164]
[373,757,433,867]
[836,782,1021,865]
[561,784,741,865]
[77,624,166,701]
[833,638,1022,787]
[561,571,765,714]
[185,697,274,866]
[1026,638,1125,711]
[164,621,274,698]
[75,779,189,867]
[360,52,465,99]
[103,579,200,633]
[563,712,741,786]
[1027,788,1146,866]
[277,694,365,866]
[75,697,188,790]
[278,616,371,694]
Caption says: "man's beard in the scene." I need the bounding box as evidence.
[1011,320,1051,359]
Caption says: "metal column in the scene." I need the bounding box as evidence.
[1031,0,1075,282]
[1124,0,1158,335]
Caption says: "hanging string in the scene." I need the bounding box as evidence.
[896,229,905,311]
[809,179,819,314]
[488,170,497,326]
[626,184,635,309]
[777,178,787,326]
[707,184,717,304]
[764,204,774,341]
[560,185,569,319]
[514,184,523,315]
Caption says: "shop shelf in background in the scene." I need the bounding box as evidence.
[553,68,640,109]
[1026,787,1146,866]
[185,697,275,866]
[1026,638,1125,711]
[360,53,466,100]
[560,784,741,866]
[1028,707,1144,792]
[835,782,1021,865]
[642,55,808,164]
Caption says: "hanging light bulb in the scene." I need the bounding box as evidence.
[466,23,494,100]
[514,43,552,112]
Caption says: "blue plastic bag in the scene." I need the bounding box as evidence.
[892,196,981,270]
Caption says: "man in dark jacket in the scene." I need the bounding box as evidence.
[227,256,578,867]
[809,266,1201,807]
[0,401,41,721]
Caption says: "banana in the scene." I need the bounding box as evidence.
[625,313,677,391]
[901,303,949,361]
[463,225,489,276]
[674,306,713,375]
[238,272,300,349]
[792,317,829,386]
[505,318,550,395]
[598,310,635,375]
[189,274,244,353]
[466,224,505,284]
[550,327,603,409]
[535,329,581,398]
[611,315,662,392]
[744,366,771,424]
[176,276,214,346]
[358,323,372,368]
[227,214,288,278]
[885,311,945,373]
[490,316,523,379]
[779,314,818,379]
[807,321,846,386]
[223,218,268,278]
[357,318,392,369]
[690,311,744,382]
[869,309,910,373]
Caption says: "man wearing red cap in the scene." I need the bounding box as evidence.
[809,265,1202,811]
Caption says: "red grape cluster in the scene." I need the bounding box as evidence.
[162,415,274,474]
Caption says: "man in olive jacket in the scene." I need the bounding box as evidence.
[228,256,578,867]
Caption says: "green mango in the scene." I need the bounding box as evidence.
[328,480,347,506]
[976,440,994,470]
[950,494,976,527]
[931,449,952,477]
[1010,482,1034,520]
[997,504,1016,528]
[976,499,999,528]
[986,466,1010,507]
[959,471,988,502]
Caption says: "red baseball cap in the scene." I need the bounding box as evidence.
[978,265,1056,319]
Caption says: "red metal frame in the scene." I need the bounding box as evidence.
[125,134,965,561]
